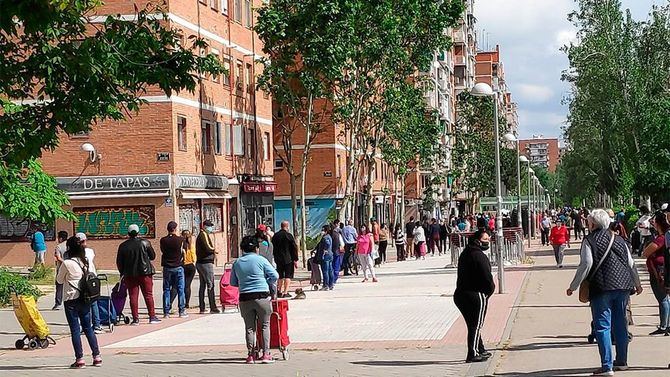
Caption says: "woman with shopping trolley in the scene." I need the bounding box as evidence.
[230,235,279,364]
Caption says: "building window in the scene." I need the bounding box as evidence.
[222,58,231,86]
[262,132,270,160]
[211,49,220,83]
[233,123,244,156]
[201,121,212,154]
[223,123,232,155]
[246,128,255,158]
[210,0,218,11]
[177,116,187,151]
[234,0,242,23]
[244,0,252,28]
[214,122,222,155]
[221,0,228,14]
[236,60,243,90]
[245,63,252,92]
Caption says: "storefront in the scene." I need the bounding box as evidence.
[239,177,276,238]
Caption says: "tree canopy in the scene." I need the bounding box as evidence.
[0,0,224,223]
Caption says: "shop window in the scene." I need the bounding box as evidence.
[262,131,270,160]
[214,122,222,155]
[203,204,223,232]
[177,116,187,151]
[201,121,213,154]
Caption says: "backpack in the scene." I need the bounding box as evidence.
[70,259,101,304]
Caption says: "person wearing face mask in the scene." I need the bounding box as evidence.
[196,220,220,314]
[453,229,495,363]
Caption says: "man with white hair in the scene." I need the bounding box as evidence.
[567,209,642,376]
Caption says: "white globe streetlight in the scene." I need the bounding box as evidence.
[471,81,505,294]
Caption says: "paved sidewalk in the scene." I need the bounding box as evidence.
[492,242,670,376]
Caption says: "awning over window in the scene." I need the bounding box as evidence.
[180,192,233,200]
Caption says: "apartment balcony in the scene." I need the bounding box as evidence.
[453,27,466,45]
[454,55,466,66]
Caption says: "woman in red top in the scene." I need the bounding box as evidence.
[642,212,670,336]
[549,219,569,268]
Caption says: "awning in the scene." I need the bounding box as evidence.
[180,192,233,200]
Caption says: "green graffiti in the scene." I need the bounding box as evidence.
[74,206,155,239]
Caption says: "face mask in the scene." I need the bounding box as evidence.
[480,241,490,251]
[206,226,214,233]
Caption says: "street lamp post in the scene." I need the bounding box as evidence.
[472,82,505,294]
[504,133,522,228]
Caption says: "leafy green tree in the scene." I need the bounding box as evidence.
[0,1,224,223]
[255,0,351,264]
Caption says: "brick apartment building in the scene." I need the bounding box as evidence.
[519,136,561,172]
[0,0,274,269]
[475,45,519,135]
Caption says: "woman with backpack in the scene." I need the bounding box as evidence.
[55,236,102,369]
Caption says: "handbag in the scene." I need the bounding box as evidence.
[578,234,615,303]
[371,245,380,260]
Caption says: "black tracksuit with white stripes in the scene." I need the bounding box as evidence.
[454,243,496,360]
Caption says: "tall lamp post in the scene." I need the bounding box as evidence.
[504,133,522,228]
[519,156,529,244]
[472,82,505,294]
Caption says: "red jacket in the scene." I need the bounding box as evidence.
[549,226,569,245]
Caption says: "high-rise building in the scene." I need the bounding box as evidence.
[475,45,518,135]
[0,0,274,268]
[453,0,477,95]
[519,136,561,172]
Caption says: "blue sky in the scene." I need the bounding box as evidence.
[474,0,667,140]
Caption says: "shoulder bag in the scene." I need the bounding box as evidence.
[579,234,615,303]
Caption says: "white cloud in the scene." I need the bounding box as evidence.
[517,110,566,138]
[516,84,554,104]
[551,29,578,53]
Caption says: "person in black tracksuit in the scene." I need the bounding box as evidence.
[454,229,495,363]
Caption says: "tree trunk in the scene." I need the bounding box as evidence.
[299,171,308,268]
[290,173,299,244]
[400,174,406,226]
[366,158,375,224]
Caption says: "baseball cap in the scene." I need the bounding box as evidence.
[128,224,140,235]
[257,224,267,232]
[75,232,87,242]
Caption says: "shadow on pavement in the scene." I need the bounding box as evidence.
[505,341,591,351]
[134,358,245,365]
[495,366,669,376]
[507,265,578,272]
[512,305,586,309]
[351,360,463,367]
[0,365,69,371]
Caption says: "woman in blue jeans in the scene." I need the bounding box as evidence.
[642,212,670,335]
[55,237,101,369]
[567,209,641,376]
[316,225,334,291]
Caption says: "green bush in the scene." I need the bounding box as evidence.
[27,264,54,284]
[0,268,43,307]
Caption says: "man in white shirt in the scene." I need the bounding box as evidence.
[53,231,69,310]
[76,233,103,333]
[636,206,653,256]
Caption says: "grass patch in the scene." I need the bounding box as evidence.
[27,264,55,285]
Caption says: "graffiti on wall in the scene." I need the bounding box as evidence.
[75,206,156,239]
[203,204,223,232]
[179,204,201,236]
[0,216,55,242]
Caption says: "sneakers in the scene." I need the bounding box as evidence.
[163,314,171,319]
[52,304,61,311]
[328,286,334,291]
[210,308,221,314]
[319,286,329,291]
[70,359,86,369]
[245,355,255,364]
[93,326,104,334]
[199,310,207,314]
[372,278,379,283]
[361,278,368,283]
[130,318,140,326]
[179,311,189,318]
[649,328,666,336]
[93,355,102,367]
[149,316,162,324]
[260,353,275,364]
[591,368,614,376]
[465,355,488,363]
[283,293,293,298]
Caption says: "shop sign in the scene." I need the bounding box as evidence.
[242,182,276,193]
[57,174,170,193]
[176,174,229,191]
[0,216,55,242]
[74,206,156,239]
